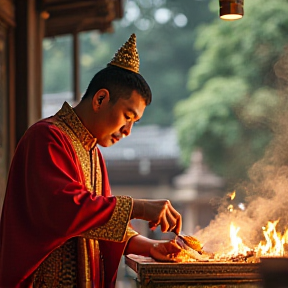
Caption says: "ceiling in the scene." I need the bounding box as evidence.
[41,0,125,37]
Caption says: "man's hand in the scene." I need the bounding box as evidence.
[150,240,182,262]
[131,199,182,234]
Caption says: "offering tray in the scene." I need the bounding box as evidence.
[125,254,262,288]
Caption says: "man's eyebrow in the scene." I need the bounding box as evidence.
[127,108,139,119]
[127,108,142,123]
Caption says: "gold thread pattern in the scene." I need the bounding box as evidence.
[82,196,133,242]
[77,237,92,287]
[124,226,139,241]
[33,238,78,287]
[54,102,101,194]
[95,150,102,195]
[56,102,97,151]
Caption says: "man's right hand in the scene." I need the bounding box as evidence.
[131,199,182,234]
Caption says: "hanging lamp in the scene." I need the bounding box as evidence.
[219,0,244,20]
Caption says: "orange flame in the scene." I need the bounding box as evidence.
[227,204,234,212]
[227,220,288,258]
[228,191,236,200]
[226,191,236,214]
[229,222,251,256]
[255,220,287,257]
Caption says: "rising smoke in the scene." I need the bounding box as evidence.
[195,47,288,253]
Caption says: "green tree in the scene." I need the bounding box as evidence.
[174,0,288,186]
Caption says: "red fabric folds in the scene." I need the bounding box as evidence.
[0,120,124,288]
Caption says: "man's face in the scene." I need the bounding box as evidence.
[93,90,147,147]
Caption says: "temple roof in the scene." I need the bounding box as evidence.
[100,125,180,161]
[100,125,183,185]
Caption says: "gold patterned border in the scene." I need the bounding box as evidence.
[124,226,139,241]
[54,120,94,192]
[82,196,133,242]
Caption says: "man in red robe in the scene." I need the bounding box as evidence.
[0,34,182,288]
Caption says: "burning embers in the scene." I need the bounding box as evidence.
[173,191,288,263]
[214,220,288,262]
[173,220,288,263]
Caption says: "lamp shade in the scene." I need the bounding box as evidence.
[219,0,244,20]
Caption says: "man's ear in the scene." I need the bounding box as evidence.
[92,89,110,111]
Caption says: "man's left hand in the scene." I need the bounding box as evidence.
[150,240,183,262]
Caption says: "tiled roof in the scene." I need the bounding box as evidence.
[100,125,181,161]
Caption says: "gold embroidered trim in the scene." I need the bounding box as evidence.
[124,226,139,241]
[82,196,133,242]
[77,237,105,288]
[56,102,97,151]
[55,121,91,192]
[95,150,102,196]
[53,102,101,194]
[33,238,78,287]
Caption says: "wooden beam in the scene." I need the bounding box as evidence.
[43,0,106,11]
[0,0,16,27]
[42,0,123,37]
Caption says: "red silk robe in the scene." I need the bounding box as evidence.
[0,102,137,288]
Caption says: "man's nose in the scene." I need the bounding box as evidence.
[121,122,133,137]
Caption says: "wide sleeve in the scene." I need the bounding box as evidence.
[20,122,132,239]
[0,121,133,287]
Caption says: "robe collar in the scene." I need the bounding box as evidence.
[56,102,97,151]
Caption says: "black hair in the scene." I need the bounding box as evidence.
[82,65,152,105]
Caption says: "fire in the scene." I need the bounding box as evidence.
[255,220,287,257]
[227,204,234,212]
[175,220,288,263]
[229,222,251,256]
[227,191,236,200]
[225,220,288,259]
[227,191,236,213]
[222,189,288,259]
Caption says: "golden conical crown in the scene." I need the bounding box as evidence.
[108,33,140,74]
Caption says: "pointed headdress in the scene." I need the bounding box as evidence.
[108,33,140,74]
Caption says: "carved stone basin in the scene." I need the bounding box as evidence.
[125,254,262,288]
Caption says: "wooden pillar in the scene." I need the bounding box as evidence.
[0,0,15,208]
[73,32,80,102]
[7,21,15,163]
[14,0,44,143]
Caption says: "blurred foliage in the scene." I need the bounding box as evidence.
[174,0,288,186]
[43,0,215,126]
